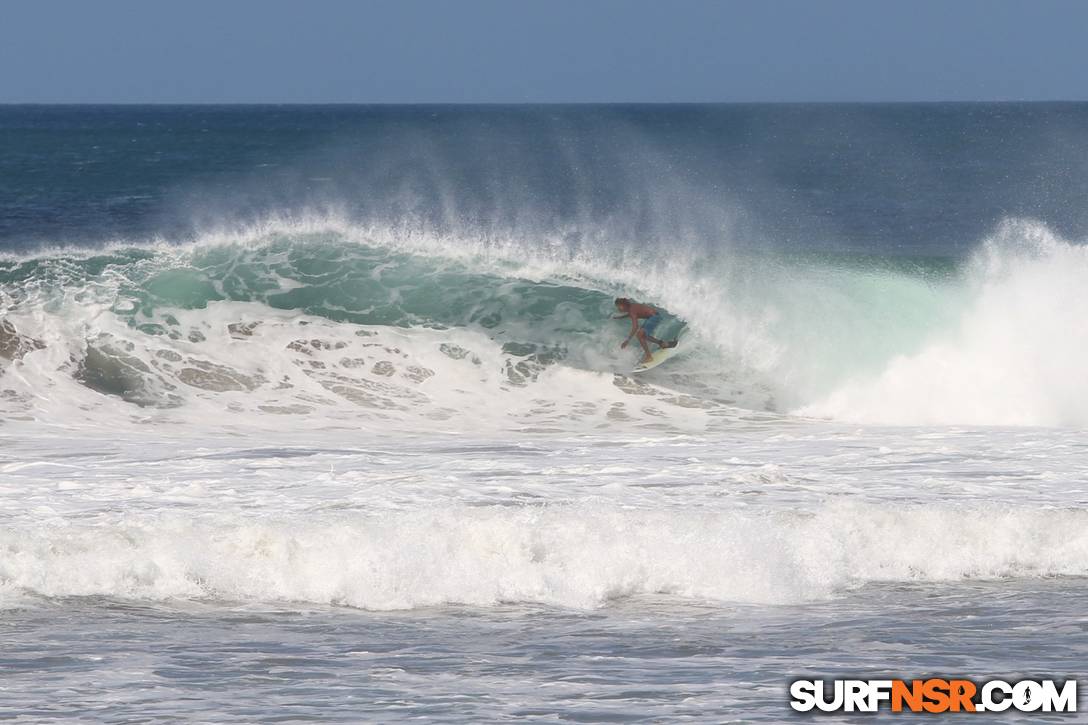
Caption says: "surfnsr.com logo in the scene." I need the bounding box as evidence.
[789,678,1078,714]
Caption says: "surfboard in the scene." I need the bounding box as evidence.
[631,328,686,373]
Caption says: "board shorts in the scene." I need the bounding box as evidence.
[641,314,663,337]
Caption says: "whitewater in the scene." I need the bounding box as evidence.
[2,104,1087,722]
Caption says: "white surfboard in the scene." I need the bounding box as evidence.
[631,328,686,373]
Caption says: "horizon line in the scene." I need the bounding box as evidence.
[2,99,1087,107]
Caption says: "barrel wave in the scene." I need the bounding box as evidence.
[1,215,1085,428]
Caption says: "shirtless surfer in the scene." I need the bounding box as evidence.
[614,298,678,364]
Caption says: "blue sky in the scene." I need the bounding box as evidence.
[2,0,1086,103]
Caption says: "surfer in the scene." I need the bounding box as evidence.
[614,298,678,364]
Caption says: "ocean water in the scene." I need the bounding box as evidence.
[1,104,1087,722]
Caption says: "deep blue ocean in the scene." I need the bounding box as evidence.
[5,103,1088,253]
[1,105,1086,722]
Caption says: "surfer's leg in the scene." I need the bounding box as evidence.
[644,333,675,349]
[637,331,654,363]
[641,315,673,349]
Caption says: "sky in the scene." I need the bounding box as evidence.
[1,0,1086,103]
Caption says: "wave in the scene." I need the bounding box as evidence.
[1,215,1086,428]
[800,220,1088,426]
[2,502,1085,610]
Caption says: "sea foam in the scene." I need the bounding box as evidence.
[3,502,1085,610]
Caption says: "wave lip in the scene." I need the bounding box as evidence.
[3,502,1086,611]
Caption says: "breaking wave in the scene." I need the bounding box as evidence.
[0,215,1085,429]
[2,502,1086,610]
